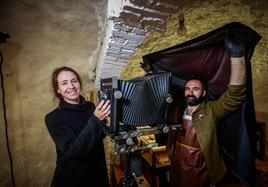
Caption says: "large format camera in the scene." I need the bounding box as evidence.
[99,72,175,154]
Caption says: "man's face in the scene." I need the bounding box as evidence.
[184,79,206,106]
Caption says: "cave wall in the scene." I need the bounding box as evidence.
[0,0,107,186]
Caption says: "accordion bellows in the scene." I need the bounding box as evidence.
[99,72,171,133]
[119,72,171,126]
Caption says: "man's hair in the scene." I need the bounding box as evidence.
[184,76,207,91]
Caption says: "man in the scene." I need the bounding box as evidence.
[169,37,247,187]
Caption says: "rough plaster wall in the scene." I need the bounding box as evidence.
[0,0,107,186]
[120,0,268,155]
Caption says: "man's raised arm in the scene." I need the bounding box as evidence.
[225,37,246,85]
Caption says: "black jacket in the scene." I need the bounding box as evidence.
[45,96,109,187]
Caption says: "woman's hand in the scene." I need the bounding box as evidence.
[94,100,111,121]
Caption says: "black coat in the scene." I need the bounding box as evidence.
[45,96,109,187]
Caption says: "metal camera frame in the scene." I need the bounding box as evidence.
[99,73,180,155]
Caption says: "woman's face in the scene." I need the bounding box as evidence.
[56,70,81,104]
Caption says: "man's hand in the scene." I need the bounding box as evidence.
[225,33,246,57]
[94,100,111,121]
[225,33,247,85]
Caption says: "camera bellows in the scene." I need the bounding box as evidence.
[120,73,170,126]
[100,72,171,134]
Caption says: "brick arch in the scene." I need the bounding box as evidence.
[94,0,184,85]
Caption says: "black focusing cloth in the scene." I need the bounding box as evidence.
[142,22,261,186]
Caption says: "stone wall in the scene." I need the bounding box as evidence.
[0,0,107,186]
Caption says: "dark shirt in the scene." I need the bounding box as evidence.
[45,96,109,187]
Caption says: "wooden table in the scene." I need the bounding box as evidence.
[141,146,170,187]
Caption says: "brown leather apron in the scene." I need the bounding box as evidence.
[170,114,210,187]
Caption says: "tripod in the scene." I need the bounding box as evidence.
[118,151,138,187]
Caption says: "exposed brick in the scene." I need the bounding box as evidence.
[114,23,133,32]
[118,21,142,30]
[112,38,127,45]
[127,38,143,45]
[106,51,120,58]
[118,55,130,60]
[108,42,125,49]
[128,33,146,41]
[114,24,147,38]
[109,16,120,22]
[119,7,168,33]
[112,30,146,41]
[98,0,189,84]
[123,5,168,20]
[152,2,180,13]
[121,49,134,54]
[120,52,132,59]
[119,11,142,27]
[117,58,128,64]
[104,55,118,62]
[140,18,166,32]
[107,47,121,53]
[122,44,136,51]
[132,28,148,36]
[130,0,158,8]
[112,30,129,38]
[129,0,181,14]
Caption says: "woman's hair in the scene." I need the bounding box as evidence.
[52,66,82,100]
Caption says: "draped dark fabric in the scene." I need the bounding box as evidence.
[142,22,261,185]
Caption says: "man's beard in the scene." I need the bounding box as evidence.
[185,95,204,106]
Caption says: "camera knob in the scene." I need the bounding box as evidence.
[114,90,122,99]
[163,126,169,133]
[166,94,173,103]
[126,137,134,145]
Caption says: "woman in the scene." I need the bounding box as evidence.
[45,66,110,187]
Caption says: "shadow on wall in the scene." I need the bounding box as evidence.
[0,39,22,186]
